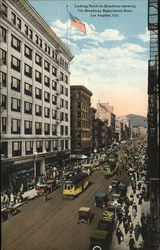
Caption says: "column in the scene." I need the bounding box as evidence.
[40,158,45,175]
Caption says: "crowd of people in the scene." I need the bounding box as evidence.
[113,141,150,250]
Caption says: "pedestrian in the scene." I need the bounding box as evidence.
[124,220,129,234]
[129,220,133,236]
[141,212,146,225]
[116,228,124,244]
[129,236,135,250]
[134,222,141,241]
[132,206,137,218]
[138,195,142,205]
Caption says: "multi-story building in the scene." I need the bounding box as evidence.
[147,0,160,248]
[96,102,116,142]
[115,119,123,141]
[116,116,131,140]
[70,85,92,155]
[90,107,97,152]
[94,118,108,151]
[0,0,73,183]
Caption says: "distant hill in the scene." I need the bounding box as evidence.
[126,114,147,127]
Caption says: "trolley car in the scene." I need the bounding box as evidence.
[62,172,89,198]
[103,162,117,177]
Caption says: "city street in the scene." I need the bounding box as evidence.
[1,142,139,250]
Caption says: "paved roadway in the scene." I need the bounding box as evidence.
[1,140,141,250]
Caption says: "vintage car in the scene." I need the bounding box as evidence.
[95,193,108,208]
[116,183,127,197]
[77,207,92,224]
[111,179,120,189]
[101,210,115,222]
[111,193,121,202]
[46,178,56,193]
[37,184,47,196]
[90,230,110,250]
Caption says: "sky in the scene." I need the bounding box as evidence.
[29,0,149,117]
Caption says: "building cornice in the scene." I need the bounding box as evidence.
[71,85,93,96]
[9,0,73,61]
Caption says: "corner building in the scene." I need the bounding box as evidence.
[70,85,92,155]
[0,0,73,182]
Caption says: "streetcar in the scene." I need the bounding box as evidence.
[108,153,118,163]
[103,162,117,177]
[62,172,89,198]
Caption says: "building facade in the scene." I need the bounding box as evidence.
[115,119,123,141]
[70,85,92,155]
[90,107,97,152]
[116,116,131,140]
[147,0,160,248]
[96,102,116,143]
[94,118,108,151]
[0,0,73,182]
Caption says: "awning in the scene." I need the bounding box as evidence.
[70,154,88,159]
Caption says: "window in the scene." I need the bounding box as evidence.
[17,17,21,30]
[1,142,8,157]
[39,39,42,48]
[35,53,42,66]
[52,80,57,91]
[11,119,20,134]
[60,98,64,108]
[11,97,20,112]
[0,49,6,65]
[44,76,50,87]
[35,70,41,83]
[0,26,7,42]
[36,141,43,152]
[25,141,33,155]
[65,140,68,150]
[77,121,81,128]
[60,112,64,121]
[65,75,68,84]
[77,111,81,118]
[35,122,42,135]
[11,56,20,71]
[29,29,33,40]
[65,101,68,110]
[52,50,55,59]
[77,102,81,109]
[52,66,57,76]
[11,77,20,92]
[45,141,51,152]
[44,60,50,72]
[65,113,68,122]
[1,117,7,134]
[60,72,64,81]
[2,3,7,17]
[48,46,50,55]
[24,101,32,114]
[24,120,32,134]
[24,82,32,96]
[24,24,28,36]
[44,123,50,135]
[0,72,6,87]
[61,140,64,150]
[52,95,57,105]
[12,141,21,157]
[44,107,50,118]
[35,35,38,45]
[45,43,47,52]
[76,92,81,98]
[35,87,42,100]
[65,126,68,135]
[44,91,50,102]
[11,12,16,25]
[60,85,64,94]
[11,35,21,52]
[24,64,32,78]
[65,88,68,96]
[52,110,57,119]
[35,105,42,116]
[53,140,58,150]
[61,125,64,135]
[52,124,57,136]
[24,45,32,59]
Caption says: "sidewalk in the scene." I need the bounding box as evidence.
[110,185,150,250]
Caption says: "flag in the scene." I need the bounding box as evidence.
[100,103,108,113]
[68,11,86,34]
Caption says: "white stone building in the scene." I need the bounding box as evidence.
[0,0,73,178]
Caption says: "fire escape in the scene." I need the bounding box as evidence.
[147,0,159,249]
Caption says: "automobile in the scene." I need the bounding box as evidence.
[101,210,115,222]
[77,207,92,224]
[95,193,108,208]
[111,193,121,202]
[111,179,120,189]
[46,178,57,193]
[116,183,127,197]
[90,230,111,250]
[37,184,47,196]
